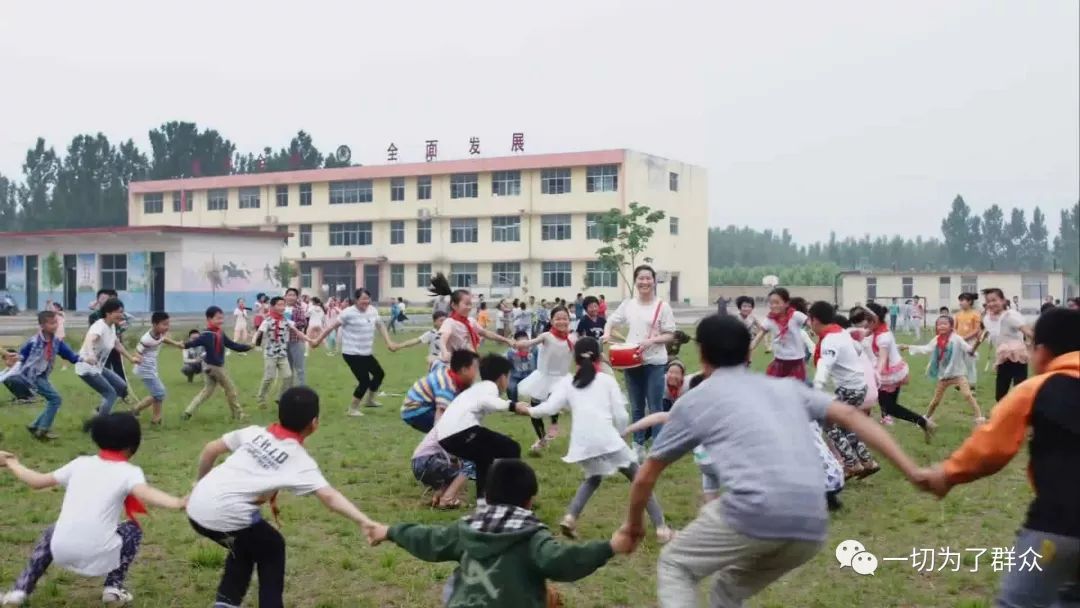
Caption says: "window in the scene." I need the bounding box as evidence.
[172,191,193,213]
[417,219,432,244]
[541,168,571,194]
[417,176,432,200]
[390,264,405,288]
[390,220,405,244]
[299,224,312,248]
[1021,274,1049,300]
[586,261,618,288]
[299,183,312,206]
[669,172,679,192]
[416,263,432,288]
[541,214,572,241]
[938,277,951,302]
[491,216,521,242]
[208,189,228,211]
[901,277,914,299]
[492,262,521,287]
[866,277,877,301]
[100,254,127,291]
[0,257,6,290]
[329,180,373,204]
[143,193,163,214]
[391,177,405,202]
[586,213,614,240]
[669,217,679,235]
[328,221,373,246]
[276,185,289,207]
[450,173,479,199]
[450,263,478,288]
[239,187,261,209]
[450,218,479,243]
[542,261,572,288]
[960,275,978,294]
[300,264,312,289]
[276,224,289,245]
[491,171,521,196]
[586,165,618,192]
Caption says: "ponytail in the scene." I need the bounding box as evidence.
[572,337,602,389]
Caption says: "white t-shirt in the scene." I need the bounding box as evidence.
[872,330,904,368]
[607,297,677,366]
[307,306,326,328]
[528,373,629,463]
[186,425,330,532]
[419,329,443,360]
[338,306,381,356]
[435,380,512,440]
[761,311,809,361]
[50,456,146,576]
[536,332,575,376]
[813,331,867,391]
[134,330,165,377]
[76,319,117,376]
[985,309,1025,348]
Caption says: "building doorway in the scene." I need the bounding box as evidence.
[322,262,355,301]
[25,255,38,310]
[150,252,165,311]
[669,273,680,304]
[363,264,380,302]
[63,255,77,311]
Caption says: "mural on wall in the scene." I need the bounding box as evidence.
[127,251,148,293]
[4,256,26,293]
[76,254,97,293]
[182,251,277,294]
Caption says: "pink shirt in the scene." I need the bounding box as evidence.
[439,316,483,354]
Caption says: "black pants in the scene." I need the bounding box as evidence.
[343,354,385,399]
[878,388,927,427]
[995,361,1028,401]
[190,518,286,608]
[439,426,521,500]
[104,349,128,397]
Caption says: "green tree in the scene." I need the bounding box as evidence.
[941,195,974,268]
[273,259,298,289]
[148,121,236,179]
[18,138,60,230]
[1053,202,1079,282]
[979,204,1006,268]
[594,202,666,297]
[0,173,20,231]
[1003,208,1028,270]
[43,251,63,300]
[1024,207,1050,270]
[266,130,324,172]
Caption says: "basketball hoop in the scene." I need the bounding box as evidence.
[762,275,780,287]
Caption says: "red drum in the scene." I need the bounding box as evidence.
[609,343,644,369]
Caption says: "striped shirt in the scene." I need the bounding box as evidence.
[338,305,381,355]
[402,363,461,421]
[134,330,165,377]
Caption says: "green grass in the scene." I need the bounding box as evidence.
[0,326,1030,607]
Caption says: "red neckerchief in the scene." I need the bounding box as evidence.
[767,306,794,338]
[936,332,951,362]
[265,424,305,526]
[450,311,480,350]
[666,382,681,400]
[268,309,285,341]
[871,323,889,355]
[550,328,574,351]
[207,324,224,356]
[516,348,531,359]
[97,450,148,528]
[813,324,843,365]
[447,369,467,393]
[40,332,53,362]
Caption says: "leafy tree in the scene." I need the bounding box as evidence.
[43,251,63,300]
[1053,202,1079,282]
[1003,208,1028,270]
[273,259,298,289]
[941,195,974,267]
[148,121,236,179]
[594,202,666,297]
[979,204,1006,268]
[0,173,20,231]
[18,138,60,230]
[266,131,324,172]
[1024,207,1050,271]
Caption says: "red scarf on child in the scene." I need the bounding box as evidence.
[265,424,305,526]
[450,311,480,350]
[447,369,467,393]
[870,323,889,355]
[516,348,532,359]
[268,309,285,341]
[98,450,148,528]
[40,332,53,362]
[936,332,951,362]
[550,328,574,351]
[207,324,224,355]
[813,324,843,365]
[767,306,794,338]
[666,382,681,400]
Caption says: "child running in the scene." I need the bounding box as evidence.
[506,329,538,406]
[10,311,81,440]
[394,310,448,369]
[953,292,983,386]
[735,295,763,344]
[131,312,185,426]
[401,350,480,432]
[181,306,253,421]
[77,298,141,416]
[900,315,984,424]
[365,458,629,608]
[252,296,316,409]
[519,337,673,542]
[858,303,936,440]
[180,329,204,382]
[186,387,375,608]
[0,413,185,606]
[514,306,575,452]
[232,298,250,347]
[751,288,809,380]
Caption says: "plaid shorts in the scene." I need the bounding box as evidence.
[835,385,868,407]
[412,455,461,490]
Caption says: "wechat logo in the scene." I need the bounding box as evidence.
[835,539,878,576]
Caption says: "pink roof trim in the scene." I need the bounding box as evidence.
[0,225,288,240]
[129,149,626,193]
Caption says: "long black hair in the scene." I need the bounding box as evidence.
[428,273,452,298]
[666,329,692,356]
[572,337,602,389]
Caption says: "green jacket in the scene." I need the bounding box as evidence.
[389,514,614,607]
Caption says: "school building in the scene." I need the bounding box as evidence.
[126,149,709,305]
[0,226,288,313]
[837,270,1075,313]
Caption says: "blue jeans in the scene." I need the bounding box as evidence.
[10,376,62,431]
[79,369,127,414]
[625,363,666,446]
[4,376,36,400]
[996,528,1079,608]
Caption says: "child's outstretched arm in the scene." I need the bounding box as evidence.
[132,483,186,509]
[196,439,231,480]
[624,412,670,436]
[531,530,616,581]
[377,522,464,563]
[0,452,58,490]
[315,486,374,527]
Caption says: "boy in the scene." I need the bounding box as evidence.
[401,350,480,432]
[411,427,468,510]
[2,349,34,403]
[11,311,81,440]
[394,310,447,369]
[366,458,629,608]
[506,330,537,403]
[77,299,140,416]
[180,329,204,382]
[616,314,925,606]
[87,289,130,392]
[131,312,184,426]
[252,296,315,408]
[283,287,308,386]
[181,306,252,421]
[954,292,983,386]
[575,296,606,340]
[918,307,1079,606]
[186,387,375,608]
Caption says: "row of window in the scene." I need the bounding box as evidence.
[864,274,1046,301]
[384,261,617,290]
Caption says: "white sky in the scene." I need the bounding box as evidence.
[2,0,1077,243]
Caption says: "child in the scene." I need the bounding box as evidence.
[476,302,490,332]
[0,414,185,606]
[977,287,1033,400]
[365,458,627,608]
[306,297,326,354]
[186,387,375,608]
[735,295,762,342]
[131,312,185,426]
[180,329,204,382]
[435,355,529,504]
[11,311,81,440]
[901,315,984,424]
[77,298,140,416]
[953,292,982,386]
[324,297,340,355]
[232,298,250,346]
[513,307,576,452]
[506,330,538,406]
[252,296,315,408]
[181,306,253,421]
[411,427,468,510]
[2,348,34,403]
[401,350,480,432]
[917,308,1079,607]
[858,303,936,439]
[661,360,686,411]
[750,288,809,380]
[394,310,448,369]
[519,337,673,542]
[514,301,532,338]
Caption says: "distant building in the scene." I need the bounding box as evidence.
[838,270,1074,312]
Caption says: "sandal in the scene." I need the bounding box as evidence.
[436,498,466,510]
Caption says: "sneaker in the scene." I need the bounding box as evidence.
[363,400,381,408]
[922,418,937,444]
[632,443,647,463]
[102,586,133,604]
[655,526,675,544]
[180,412,192,421]
[33,430,58,442]
[559,515,578,539]
[1,590,27,606]
[880,415,895,426]
[347,407,365,417]
[529,437,549,455]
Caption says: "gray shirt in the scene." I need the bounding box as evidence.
[649,366,833,542]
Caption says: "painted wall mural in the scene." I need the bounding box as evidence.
[4,256,25,293]
[181,250,278,293]
[76,254,97,293]
[127,251,148,293]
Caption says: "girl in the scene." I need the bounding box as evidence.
[324,297,340,355]
[734,295,762,342]
[750,288,809,380]
[519,338,672,543]
[902,316,984,424]
[429,274,514,361]
[976,288,1033,400]
[514,307,576,452]
[250,293,269,339]
[476,302,490,332]
[602,265,677,459]
[662,360,686,412]
[953,292,983,386]
[232,298,250,346]
[306,297,326,355]
[0,414,185,606]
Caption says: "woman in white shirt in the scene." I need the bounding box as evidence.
[750,288,810,380]
[519,337,672,542]
[601,265,677,455]
[975,288,1033,400]
[76,299,141,416]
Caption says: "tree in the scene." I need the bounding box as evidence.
[43,251,63,300]
[979,204,1006,268]
[266,130,324,172]
[1023,207,1050,271]
[18,138,60,230]
[594,202,666,297]
[941,195,974,268]
[272,259,297,289]
[1053,202,1079,282]
[0,172,20,231]
[148,121,236,179]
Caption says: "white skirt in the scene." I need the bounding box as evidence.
[517,371,566,401]
[574,445,637,478]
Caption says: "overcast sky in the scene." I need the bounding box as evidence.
[2,1,1077,243]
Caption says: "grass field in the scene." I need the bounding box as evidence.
[0,324,1030,607]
